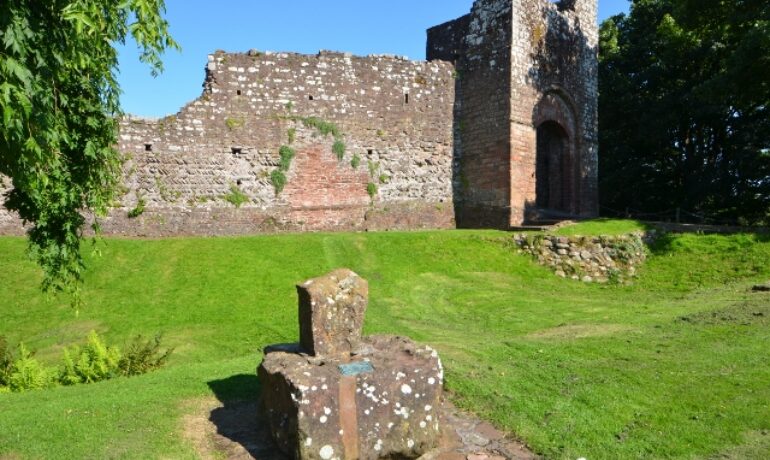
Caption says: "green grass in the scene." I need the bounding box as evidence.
[553,218,652,236]
[0,228,769,459]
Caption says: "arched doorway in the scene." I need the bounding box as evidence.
[536,120,572,213]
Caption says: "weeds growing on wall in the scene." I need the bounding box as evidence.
[271,170,287,196]
[332,140,346,161]
[367,182,378,200]
[222,184,249,208]
[287,128,296,145]
[350,154,361,169]
[127,197,146,219]
[0,332,172,393]
[225,117,245,130]
[279,145,296,171]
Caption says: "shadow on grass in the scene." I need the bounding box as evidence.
[206,374,285,459]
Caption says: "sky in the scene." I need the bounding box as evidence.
[117,0,630,117]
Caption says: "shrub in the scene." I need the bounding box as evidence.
[271,170,287,195]
[0,336,12,388]
[118,335,173,376]
[287,127,296,144]
[223,184,249,208]
[350,154,361,169]
[332,139,346,161]
[8,344,50,392]
[58,331,121,385]
[379,174,390,184]
[279,145,295,172]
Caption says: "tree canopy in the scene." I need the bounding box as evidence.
[0,0,177,299]
[599,0,770,224]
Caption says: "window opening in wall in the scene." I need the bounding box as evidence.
[236,179,242,186]
[404,93,409,104]
[231,147,242,155]
[367,149,374,156]
[236,89,242,96]
[309,95,314,101]
[145,143,152,152]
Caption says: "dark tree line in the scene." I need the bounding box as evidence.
[599,0,770,225]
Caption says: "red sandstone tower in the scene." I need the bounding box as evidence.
[428,0,599,227]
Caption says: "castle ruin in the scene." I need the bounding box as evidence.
[0,0,598,237]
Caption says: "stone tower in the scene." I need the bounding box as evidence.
[428,0,599,227]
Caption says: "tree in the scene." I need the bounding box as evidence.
[0,0,178,299]
[599,0,770,224]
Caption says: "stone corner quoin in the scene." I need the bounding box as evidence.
[0,0,599,237]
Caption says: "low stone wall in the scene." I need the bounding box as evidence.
[513,232,649,283]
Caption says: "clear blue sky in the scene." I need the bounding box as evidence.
[117,0,630,117]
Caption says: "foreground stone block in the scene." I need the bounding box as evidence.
[259,335,443,460]
[297,269,368,358]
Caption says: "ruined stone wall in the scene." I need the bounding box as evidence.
[0,0,599,237]
[109,51,457,235]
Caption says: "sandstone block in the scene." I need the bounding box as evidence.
[298,269,368,358]
[258,335,444,460]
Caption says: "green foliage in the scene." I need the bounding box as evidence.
[0,336,12,387]
[379,174,390,184]
[300,116,340,137]
[58,331,120,385]
[332,139,346,161]
[0,331,172,392]
[367,160,380,178]
[366,182,378,199]
[7,343,50,392]
[118,335,173,377]
[278,145,295,172]
[0,0,179,299]
[222,184,249,208]
[127,198,146,219]
[287,127,296,144]
[599,0,770,224]
[225,117,244,130]
[270,170,287,195]
[350,154,361,169]
[0,230,770,457]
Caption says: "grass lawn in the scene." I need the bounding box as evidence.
[0,223,769,459]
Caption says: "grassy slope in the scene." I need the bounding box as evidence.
[0,226,768,459]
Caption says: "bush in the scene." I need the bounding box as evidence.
[119,334,173,376]
[8,344,50,392]
[59,331,121,385]
[0,332,173,393]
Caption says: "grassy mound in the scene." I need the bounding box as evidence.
[0,226,768,458]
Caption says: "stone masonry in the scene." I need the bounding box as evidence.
[0,0,598,236]
[258,270,444,459]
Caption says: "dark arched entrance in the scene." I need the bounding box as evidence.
[536,120,572,213]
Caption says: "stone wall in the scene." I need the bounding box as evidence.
[513,232,648,283]
[0,0,599,237]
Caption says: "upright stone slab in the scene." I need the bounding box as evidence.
[297,269,368,358]
[258,269,444,460]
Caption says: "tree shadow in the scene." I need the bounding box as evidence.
[206,374,286,460]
